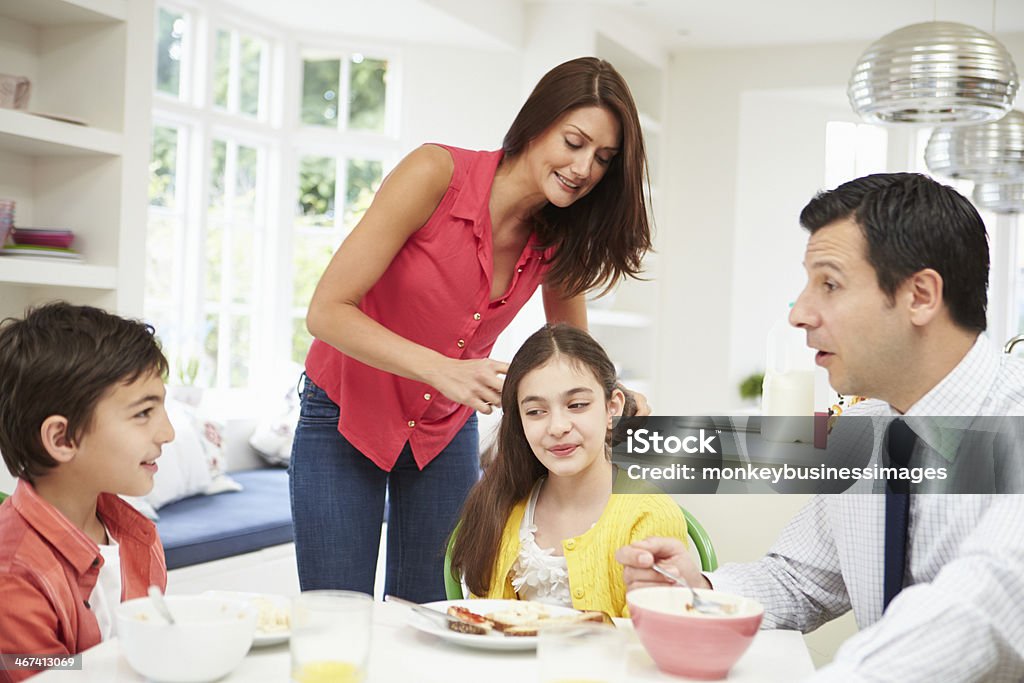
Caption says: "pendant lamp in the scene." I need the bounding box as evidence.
[972,181,1024,213]
[925,111,1024,180]
[849,22,1018,126]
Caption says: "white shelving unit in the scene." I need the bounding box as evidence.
[0,0,154,319]
[590,33,667,406]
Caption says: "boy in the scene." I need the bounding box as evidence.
[0,303,174,681]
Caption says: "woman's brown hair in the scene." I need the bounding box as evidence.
[450,323,623,596]
[503,57,652,298]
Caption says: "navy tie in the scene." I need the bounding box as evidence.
[883,418,916,611]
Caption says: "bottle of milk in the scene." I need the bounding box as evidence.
[761,304,816,443]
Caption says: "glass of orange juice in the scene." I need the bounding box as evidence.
[537,622,626,683]
[290,590,373,683]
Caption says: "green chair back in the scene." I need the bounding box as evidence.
[443,523,463,600]
[443,504,717,600]
[0,491,8,505]
[680,506,718,572]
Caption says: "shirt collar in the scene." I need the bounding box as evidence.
[897,334,996,460]
[449,149,505,223]
[903,334,995,417]
[11,479,156,576]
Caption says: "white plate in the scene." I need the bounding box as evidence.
[201,591,291,647]
[406,599,583,651]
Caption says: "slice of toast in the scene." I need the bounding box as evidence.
[446,606,493,635]
[501,624,539,637]
[486,603,551,632]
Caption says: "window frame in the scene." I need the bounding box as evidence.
[147,1,403,396]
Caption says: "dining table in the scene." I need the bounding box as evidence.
[33,601,815,682]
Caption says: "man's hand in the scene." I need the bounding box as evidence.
[616,537,711,592]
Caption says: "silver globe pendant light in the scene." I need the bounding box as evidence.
[973,181,1024,213]
[849,22,1019,126]
[925,111,1024,180]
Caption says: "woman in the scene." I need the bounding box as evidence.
[292,56,652,602]
[451,324,687,616]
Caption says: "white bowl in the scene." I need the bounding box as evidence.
[116,595,256,683]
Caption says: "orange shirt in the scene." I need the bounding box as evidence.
[305,145,554,471]
[0,480,166,681]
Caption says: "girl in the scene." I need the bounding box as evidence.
[292,57,653,602]
[451,324,687,617]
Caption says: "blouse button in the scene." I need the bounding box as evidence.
[565,539,576,550]
[573,588,585,599]
[407,420,416,428]
[517,267,523,273]
[500,299,507,305]
[423,393,431,401]
[473,313,481,321]
[457,339,465,348]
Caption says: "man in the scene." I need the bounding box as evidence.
[619,173,1024,681]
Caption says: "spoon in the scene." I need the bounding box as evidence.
[148,585,176,625]
[650,564,735,615]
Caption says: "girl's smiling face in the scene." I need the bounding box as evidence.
[517,356,623,480]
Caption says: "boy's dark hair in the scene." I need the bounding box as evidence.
[0,302,168,481]
[799,172,989,333]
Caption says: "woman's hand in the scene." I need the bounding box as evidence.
[424,357,509,414]
[617,384,651,417]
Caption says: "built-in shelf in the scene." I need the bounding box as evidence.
[0,259,117,289]
[0,0,126,25]
[0,109,122,157]
[589,309,651,328]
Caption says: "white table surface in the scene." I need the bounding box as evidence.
[35,602,815,682]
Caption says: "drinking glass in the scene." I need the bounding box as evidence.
[290,590,373,683]
[537,622,627,683]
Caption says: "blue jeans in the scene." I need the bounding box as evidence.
[288,376,479,602]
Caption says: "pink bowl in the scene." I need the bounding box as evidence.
[628,586,764,680]
[12,231,74,248]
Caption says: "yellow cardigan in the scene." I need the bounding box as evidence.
[478,488,688,617]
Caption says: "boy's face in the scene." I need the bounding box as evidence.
[71,369,175,497]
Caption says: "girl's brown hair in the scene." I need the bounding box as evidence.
[450,323,620,596]
[503,57,652,298]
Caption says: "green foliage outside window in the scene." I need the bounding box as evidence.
[301,59,341,127]
[155,9,183,97]
[148,126,177,207]
[348,56,387,132]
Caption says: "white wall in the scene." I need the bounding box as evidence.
[659,32,1024,414]
[657,41,866,415]
[728,89,850,390]
[399,43,522,152]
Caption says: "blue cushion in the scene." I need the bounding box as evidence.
[157,468,292,570]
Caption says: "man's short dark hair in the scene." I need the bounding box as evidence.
[799,172,988,333]
[0,302,169,481]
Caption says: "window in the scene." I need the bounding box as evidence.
[301,52,391,133]
[154,7,187,99]
[824,121,887,190]
[145,4,399,392]
[908,129,1020,345]
[212,28,267,118]
[291,155,383,362]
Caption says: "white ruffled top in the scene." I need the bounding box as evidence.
[510,479,572,608]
